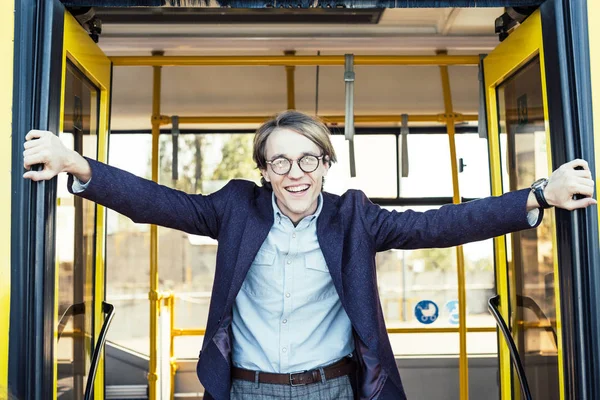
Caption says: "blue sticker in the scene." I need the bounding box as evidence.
[445,300,460,325]
[414,300,439,324]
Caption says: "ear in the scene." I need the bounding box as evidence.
[322,156,330,176]
[261,168,271,182]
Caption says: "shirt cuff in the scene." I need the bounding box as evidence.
[71,176,91,193]
[527,208,540,227]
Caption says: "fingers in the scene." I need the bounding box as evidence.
[574,169,593,179]
[576,177,595,188]
[571,183,595,198]
[23,147,42,158]
[22,169,56,182]
[24,130,52,151]
[566,158,590,171]
[566,197,597,211]
[25,130,51,141]
[23,152,48,169]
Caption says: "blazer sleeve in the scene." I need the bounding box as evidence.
[359,189,543,252]
[67,157,234,239]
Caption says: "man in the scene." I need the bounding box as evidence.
[23,110,596,399]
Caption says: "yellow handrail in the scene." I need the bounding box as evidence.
[284,50,296,110]
[111,54,481,67]
[148,56,162,400]
[169,325,495,337]
[152,113,478,126]
[438,49,469,400]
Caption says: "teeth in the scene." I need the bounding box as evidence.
[287,185,309,193]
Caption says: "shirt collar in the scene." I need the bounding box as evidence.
[272,192,323,227]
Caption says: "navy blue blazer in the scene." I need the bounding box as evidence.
[69,158,541,400]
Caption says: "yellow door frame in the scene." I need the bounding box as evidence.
[589,0,600,235]
[0,0,15,398]
[484,9,564,400]
[57,11,112,400]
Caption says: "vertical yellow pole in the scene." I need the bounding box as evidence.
[149,53,163,400]
[284,50,296,110]
[438,51,469,400]
[0,0,14,397]
[169,294,176,400]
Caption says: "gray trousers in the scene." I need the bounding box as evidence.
[230,375,354,400]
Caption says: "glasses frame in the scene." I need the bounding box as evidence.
[266,154,325,175]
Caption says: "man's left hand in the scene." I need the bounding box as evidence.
[532,159,597,211]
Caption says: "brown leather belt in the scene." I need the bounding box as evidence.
[231,357,355,387]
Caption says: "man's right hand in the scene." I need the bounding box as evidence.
[23,130,91,183]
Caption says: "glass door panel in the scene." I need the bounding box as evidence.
[56,61,100,399]
[484,9,563,400]
[497,56,559,400]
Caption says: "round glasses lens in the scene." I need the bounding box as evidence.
[271,158,291,174]
[299,156,319,172]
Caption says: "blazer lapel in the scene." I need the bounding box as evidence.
[317,193,345,301]
[224,187,273,308]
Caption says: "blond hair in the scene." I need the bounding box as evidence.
[253,110,337,186]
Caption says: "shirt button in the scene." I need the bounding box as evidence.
[285,293,290,298]
[282,319,287,324]
[292,233,296,238]
[286,260,291,265]
[282,347,287,353]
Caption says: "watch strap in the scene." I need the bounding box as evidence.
[533,185,551,209]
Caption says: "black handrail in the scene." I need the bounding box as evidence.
[84,301,115,400]
[488,295,533,400]
[517,294,558,348]
[56,302,85,341]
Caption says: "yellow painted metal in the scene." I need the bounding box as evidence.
[171,327,494,336]
[284,50,296,110]
[483,10,564,400]
[172,328,207,336]
[148,63,162,400]
[110,54,481,67]
[0,0,14,397]
[437,50,468,400]
[168,295,177,400]
[590,0,600,248]
[155,113,477,126]
[484,58,513,400]
[172,325,497,339]
[61,12,112,400]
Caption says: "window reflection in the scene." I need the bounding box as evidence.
[106,135,152,355]
[497,56,559,400]
[56,62,99,399]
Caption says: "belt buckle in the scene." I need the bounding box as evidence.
[289,370,308,387]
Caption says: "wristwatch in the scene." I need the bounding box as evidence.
[531,178,551,209]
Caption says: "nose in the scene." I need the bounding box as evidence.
[288,160,304,179]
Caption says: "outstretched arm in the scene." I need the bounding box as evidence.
[23,130,230,238]
[361,159,596,252]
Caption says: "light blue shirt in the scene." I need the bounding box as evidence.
[231,193,355,373]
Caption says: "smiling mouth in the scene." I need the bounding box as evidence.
[285,184,310,193]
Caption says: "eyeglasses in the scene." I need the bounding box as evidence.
[266,154,325,175]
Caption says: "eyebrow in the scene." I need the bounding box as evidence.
[269,151,320,160]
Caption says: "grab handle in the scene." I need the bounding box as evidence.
[84,301,115,400]
[488,295,532,400]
